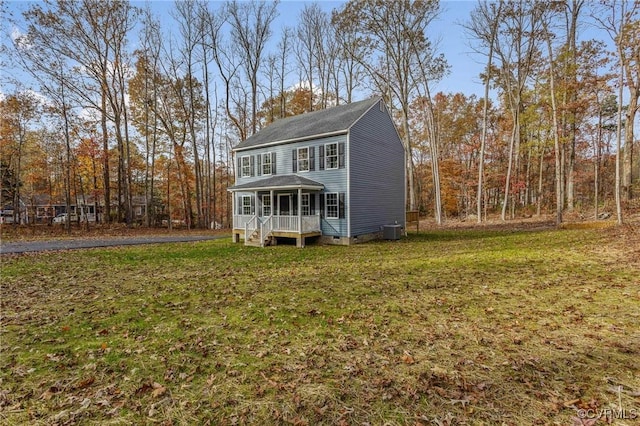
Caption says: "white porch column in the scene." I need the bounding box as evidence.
[231,191,239,243]
[270,190,274,217]
[255,190,259,217]
[231,191,236,223]
[298,188,302,232]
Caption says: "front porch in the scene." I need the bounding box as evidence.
[232,214,321,247]
[229,175,324,247]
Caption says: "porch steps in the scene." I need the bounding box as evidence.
[245,230,274,247]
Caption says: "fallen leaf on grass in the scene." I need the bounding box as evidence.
[40,388,56,400]
[402,351,415,365]
[135,382,153,396]
[152,383,167,398]
[74,376,95,390]
[572,417,598,426]
[563,398,581,408]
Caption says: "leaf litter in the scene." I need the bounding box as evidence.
[1,221,639,424]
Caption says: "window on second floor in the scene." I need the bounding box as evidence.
[298,147,309,172]
[319,142,345,170]
[325,143,338,169]
[241,156,252,177]
[262,152,273,175]
[292,147,314,173]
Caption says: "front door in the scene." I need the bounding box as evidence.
[278,194,292,216]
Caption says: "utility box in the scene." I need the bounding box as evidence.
[383,224,402,240]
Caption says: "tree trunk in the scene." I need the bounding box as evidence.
[623,94,636,200]
[546,24,563,225]
[615,60,624,224]
[501,125,516,221]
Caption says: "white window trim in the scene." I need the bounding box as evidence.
[262,194,271,216]
[262,152,272,176]
[242,195,252,215]
[326,192,338,219]
[301,193,310,216]
[325,142,338,170]
[241,156,251,177]
[297,147,309,172]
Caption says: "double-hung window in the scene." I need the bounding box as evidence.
[241,156,251,177]
[325,143,338,169]
[262,195,271,216]
[325,193,338,219]
[297,147,309,172]
[242,195,253,215]
[262,153,272,175]
[301,194,310,216]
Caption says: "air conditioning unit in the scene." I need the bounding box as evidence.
[383,224,402,240]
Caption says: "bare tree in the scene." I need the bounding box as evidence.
[465,0,503,223]
[593,0,639,222]
[174,0,206,228]
[226,0,279,136]
[542,17,563,225]
[484,0,545,221]
[19,0,137,224]
[331,15,367,104]
[276,27,292,118]
[333,0,447,221]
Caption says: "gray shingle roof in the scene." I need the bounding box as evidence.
[229,175,324,191]
[234,97,381,151]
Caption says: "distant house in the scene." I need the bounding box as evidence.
[23,194,98,224]
[229,97,405,247]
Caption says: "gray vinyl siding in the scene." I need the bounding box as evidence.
[234,134,348,237]
[348,102,405,236]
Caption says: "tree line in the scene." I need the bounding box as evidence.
[1,0,638,229]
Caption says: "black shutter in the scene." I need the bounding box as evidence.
[237,196,242,215]
[338,142,345,168]
[310,193,316,215]
[250,196,255,215]
[319,193,325,218]
[237,157,242,178]
[309,147,315,171]
[271,152,276,175]
[257,154,262,176]
[250,156,255,176]
[339,193,345,219]
[319,145,325,170]
[292,149,297,172]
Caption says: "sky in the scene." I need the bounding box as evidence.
[271,0,483,96]
[2,0,616,102]
[2,0,484,99]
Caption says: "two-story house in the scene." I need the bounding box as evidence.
[229,97,405,247]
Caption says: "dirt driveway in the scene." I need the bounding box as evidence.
[0,234,226,255]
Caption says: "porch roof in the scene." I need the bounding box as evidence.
[228,175,324,192]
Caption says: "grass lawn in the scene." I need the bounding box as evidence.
[1,224,639,425]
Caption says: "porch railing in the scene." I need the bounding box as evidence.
[244,215,258,241]
[234,214,320,234]
[233,214,254,230]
